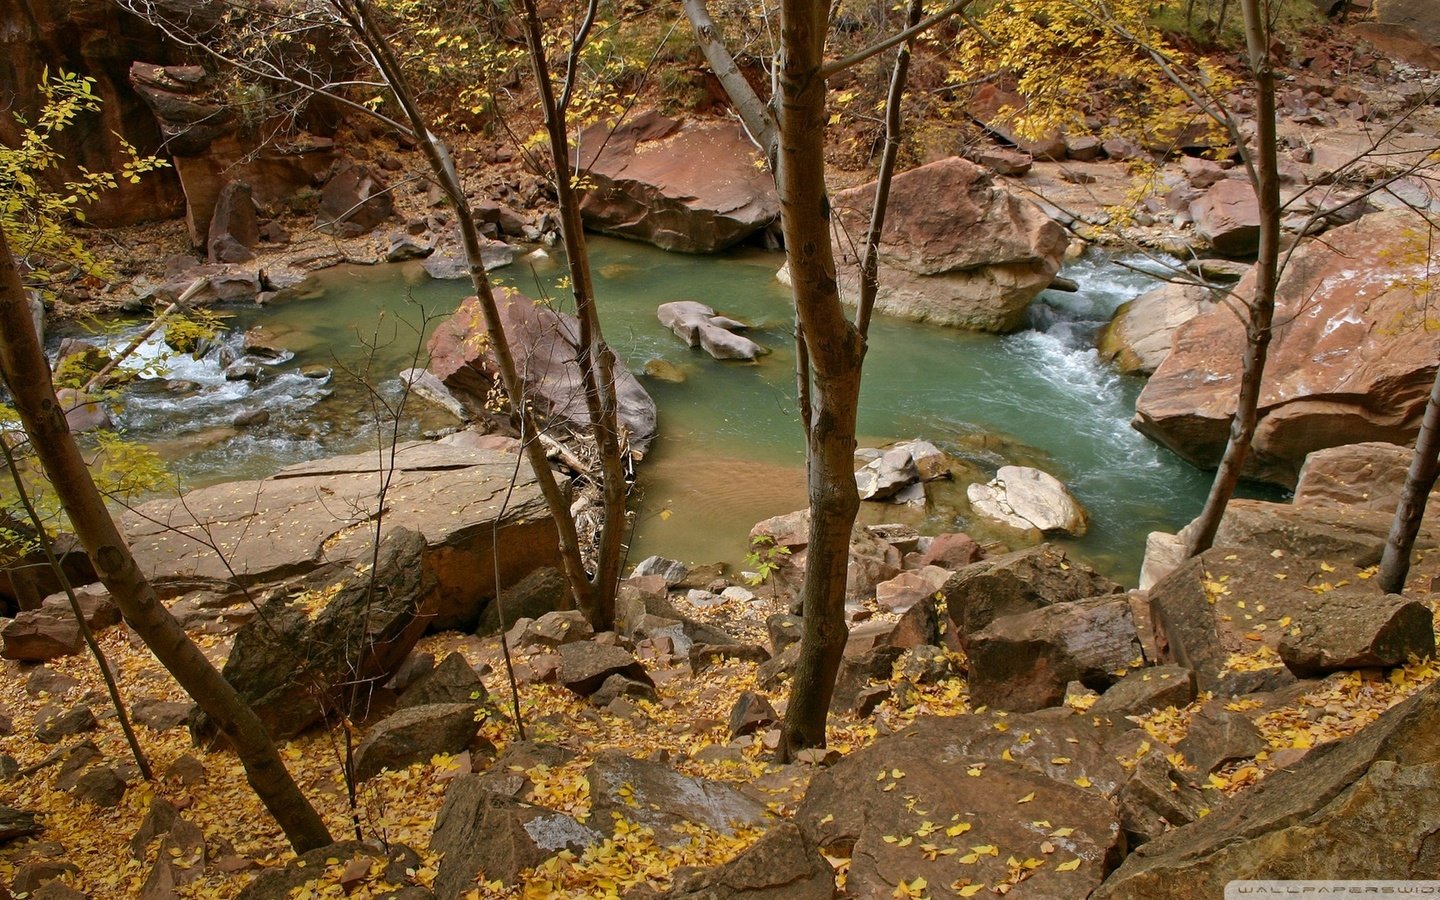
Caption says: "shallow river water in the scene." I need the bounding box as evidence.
[87,237,1230,584]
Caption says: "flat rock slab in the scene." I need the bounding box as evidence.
[122,442,559,630]
[1094,682,1440,897]
[798,712,1123,899]
[587,750,770,843]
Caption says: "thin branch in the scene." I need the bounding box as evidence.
[819,0,973,79]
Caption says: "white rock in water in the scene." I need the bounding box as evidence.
[967,465,1087,536]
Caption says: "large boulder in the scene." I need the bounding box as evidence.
[429,289,657,458]
[1098,281,1216,375]
[121,442,561,631]
[828,157,1067,332]
[203,528,435,740]
[1134,210,1440,486]
[798,712,1125,899]
[657,301,765,360]
[1189,179,1262,257]
[432,776,600,894]
[964,597,1144,712]
[1293,441,1430,513]
[586,750,770,843]
[668,822,835,900]
[966,465,1088,536]
[317,163,394,236]
[1277,592,1435,676]
[353,702,481,781]
[1094,682,1440,896]
[573,111,779,252]
[941,543,1123,637]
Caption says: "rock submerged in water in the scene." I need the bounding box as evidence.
[657,300,766,361]
[428,289,657,458]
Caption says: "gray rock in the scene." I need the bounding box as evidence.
[657,301,766,360]
[432,775,600,894]
[632,555,689,586]
[1177,708,1267,775]
[476,567,567,634]
[1093,666,1198,720]
[557,641,651,697]
[1278,592,1435,676]
[855,447,919,501]
[35,704,97,743]
[669,821,836,899]
[354,702,480,782]
[397,651,487,709]
[964,596,1143,712]
[71,766,128,807]
[942,543,1122,637]
[586,750,769,843]
[728,691,778,739]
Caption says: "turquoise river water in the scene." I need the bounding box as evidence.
[94,236,1233,585]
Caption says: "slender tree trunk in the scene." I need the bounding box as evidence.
[0,222,334,854]
[775,0,866,761]
[518,0,626,630]
[338,0,599,619]
[1185,0,1280,558]
[1379,367,1440,593]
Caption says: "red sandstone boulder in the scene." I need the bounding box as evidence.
[1190,179,1263,257]
[428,290,657,458]
[1133,209,1440,485]
[572,111,779,253]
[829,157,1067,333]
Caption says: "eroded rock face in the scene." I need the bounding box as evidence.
[121,441,560,631]
[1134,210,1440,486]
[0,7,187,226]
[1094,682,1440,897]
[829,156,1067,332]
[1190,179,1262,257]
[573,111,779,253]
[429,289,657,458]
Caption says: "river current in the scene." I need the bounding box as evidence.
[79,237,1226,584]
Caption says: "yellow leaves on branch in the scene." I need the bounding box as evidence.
[948,0,1235,149]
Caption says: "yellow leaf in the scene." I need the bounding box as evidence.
[1074,776,1093,788]
[1051,757,1071,765]
[1002,749,1014,761]
[1017,792,1035,804]
[959,885,985,897]
[1057,858,1082,872]
[946,822,973,837]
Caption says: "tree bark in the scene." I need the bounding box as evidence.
[1184,0,1280,558]
[518,0,626,630]
[681,0,777,160]
[1380,367,1440,593]
[774,0,866,760]
[336,0,599,620]
[0,222,334,854]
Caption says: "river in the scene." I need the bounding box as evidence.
[84,236,1227,585]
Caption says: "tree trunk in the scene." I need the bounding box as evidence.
[518,0,626,630]
[0,222,334,854]
[775,0,867,761]
[338,0,599,620]
[1185,0,1280,558]
[1379,367,1440,593]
